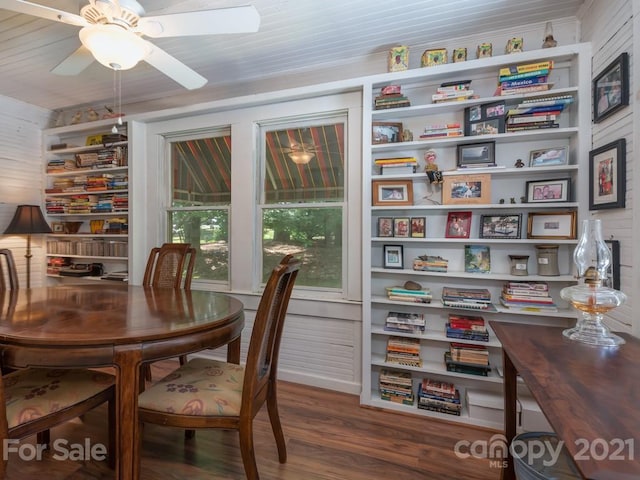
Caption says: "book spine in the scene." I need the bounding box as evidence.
[507,114,558,124]
[517,95,574,107]
[498,69,550,82]
[500,75,549,89]
[499,61,553,76]
[500,83,553,95]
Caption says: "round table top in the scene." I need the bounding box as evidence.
[0,284,244,346]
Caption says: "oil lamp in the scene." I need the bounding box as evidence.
[560,219,626,347]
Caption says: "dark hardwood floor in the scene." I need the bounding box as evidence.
[5,360,501,479]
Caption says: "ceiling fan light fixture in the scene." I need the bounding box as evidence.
[288,151,314,165]
[79,24,150,70]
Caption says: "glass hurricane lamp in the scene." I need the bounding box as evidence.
[560,219,626,347]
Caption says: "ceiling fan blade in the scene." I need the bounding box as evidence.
[0,0,87,27]
[51,45,95,75]
[137,5,260,38]
[143,42,207,90]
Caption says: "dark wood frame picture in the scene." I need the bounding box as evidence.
[383,244,404,269]
[377,217,394,237]
[479,214,522,239]
[525,178,570,203]
[589,138,626,210]
[410,217,426,238]
[527,211,577,239]
[593,52,629,123]
[445,211,472,238]
[372,122,403,144]
[604,239,620,290]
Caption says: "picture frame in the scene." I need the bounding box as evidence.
[593,52,629,123]
[51,222,64,233]
[452,47,467,63]
[393,217,410,237]
[604,239,620,290]
[377,217,394,237]
[525,178,570,203]
[410,217,426,238]
[442,173,491,205]
[479,214,522,239]
[589,138,626,210]
[529,146,569,167]
[383,244,404,269]
[464,104,504,136]
[527,211,577,239]
[445,211,472,238]
[372,180,413,206]
[421,48,448,67]
[457,141,496,167]
[372,122,403,144]
[465,245,491,273]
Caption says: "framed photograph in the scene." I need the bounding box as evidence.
[445,211,472,238]
[529,146,569,167]
[469,119,502,136]
[383,245,404,269]
[484,101,505,118]
[525,178,570,203]
[51,222,64,233]
[464,104,504,136]
[452,47,467,63]
[372,180,413,206]
[372,122,403,144]
[410,217,426,238]
[593,52,629,123]
[377,217,394,237]
[393,217,410,237]
[604,239,620,290]
[527,211,577,239]
[479,214,522,239]
[457,142,495,167]
[465,245,491,273]
[442,173,491,205]
[589,138,626,210]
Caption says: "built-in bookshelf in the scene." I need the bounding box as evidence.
[361,43,591,429]
[42,118,130,282]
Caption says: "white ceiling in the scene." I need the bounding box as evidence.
[0,0,585,116]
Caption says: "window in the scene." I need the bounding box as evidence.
[168,129,231,284]
[260,116,346,290]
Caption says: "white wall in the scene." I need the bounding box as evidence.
[579,0,636,336]
[0,97,51,288]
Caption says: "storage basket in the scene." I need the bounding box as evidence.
[511,432,581,480]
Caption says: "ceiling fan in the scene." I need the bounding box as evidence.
[0,0,261,89]
[281,141,319,165]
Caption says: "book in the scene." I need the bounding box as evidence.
[507,104,565,116]
[499,61,554,76]
[374,157,417,165]
[507,114,559,124]
[500,75,549,89]
[499,83,554,95]
[498,69,551,82]
[380,165,416,175]
[442,287,491,302]
[517,95,574,107]
[386,311,425,325]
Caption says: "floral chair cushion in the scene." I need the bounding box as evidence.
[138,357,245,416]
[4,368,114,429]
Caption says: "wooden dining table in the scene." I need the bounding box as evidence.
[0,284,245,480]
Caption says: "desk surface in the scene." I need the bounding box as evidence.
[492,321,639,480]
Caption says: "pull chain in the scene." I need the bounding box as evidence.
[111,68,123,133]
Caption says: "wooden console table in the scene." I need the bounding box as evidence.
[491,321,639,480]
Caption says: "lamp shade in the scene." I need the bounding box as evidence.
[288,151,314,165]
[4,205,52,235]
[79,24,151,70]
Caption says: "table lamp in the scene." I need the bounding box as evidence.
[3,205,52,289]
[560,218,626,347]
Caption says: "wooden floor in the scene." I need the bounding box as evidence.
[5,361,502,480]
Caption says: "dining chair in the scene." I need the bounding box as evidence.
[0,363,116,474]
[0,249,19,290]
[138,254,300,480]
[142,243,196,381]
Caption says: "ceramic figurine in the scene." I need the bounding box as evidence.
[542,22,558,48]
[70,110,83,124]
[86,108,100,122]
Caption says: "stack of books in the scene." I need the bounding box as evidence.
[496,60,554,96]
[441,287,495,311]
[419,122,463,139]
[47,158,77,173]
[505,95,574,132]
[378,369,414,405]
[445,314,489,342]
[431,80,475,103]
[417,378,462,416]
[445,343,491,376]
[374,85,410,110]
[385,336,422,367]
[386,285,432,303]
[412,255,449,273]
[374,156,418,175]
[384,311,426,334]
[500,281,558,312]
